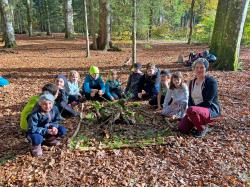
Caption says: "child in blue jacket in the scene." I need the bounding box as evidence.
[67,70,84,104]
[105,69,123,101]
[27,92,67,157]
[83,66,106,100]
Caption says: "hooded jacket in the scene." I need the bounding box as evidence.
[28,105,61,136]
[188,76,221,118]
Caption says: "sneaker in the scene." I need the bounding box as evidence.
[47,139,61,146]
[44,136,61,146]
[31,145,43,157]
[193,127,210,138]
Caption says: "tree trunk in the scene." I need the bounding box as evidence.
[26,0,32,36]
[38,0,45,32]
[0,11,4,41]
[44,0,51,35]
[18,8,24,34]
[148,3,153,39]
[187,0,195,45]
[84,0,90,57]
[159,8,164,26]
[132,0,136,65]
[0,0,16,48]
[97,0,111,50]
[88,0,97,49]
[210,0,250,70]
[64,0,74,39]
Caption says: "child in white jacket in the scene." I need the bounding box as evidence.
[162,72,189,119]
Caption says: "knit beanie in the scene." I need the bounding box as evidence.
[160,69,171,77]
[56,74,70,93]
[193,58,209,70]
[133,63,142,70]
[39,92,55,104]
[89,66,100,75]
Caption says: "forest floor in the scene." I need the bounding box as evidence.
[0,34,249,186]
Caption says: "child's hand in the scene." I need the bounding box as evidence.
[51,127,58,135]
[98,90,104,96]
[171,115,177,120]
[156,106,162,113]
[110,96,115,101]
[138,93,142,99]
[71,101,78,107]
[156,106,162,110]
[90,92,96,97]
[92,89,98,93]
[156,110,162,114]
[48,129,53,135]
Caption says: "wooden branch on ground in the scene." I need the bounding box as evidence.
[219,93,242,101]
[135,108,155,119]
[69,103,84,140]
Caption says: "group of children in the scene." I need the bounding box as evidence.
[20,63,190,157]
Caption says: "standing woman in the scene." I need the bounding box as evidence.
[178,58,221,137]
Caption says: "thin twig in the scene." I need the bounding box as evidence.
[219,93,242,101]
[70,103,84,139]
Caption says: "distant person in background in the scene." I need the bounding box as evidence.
[140,63,161,103]
[179,58,221,138]
[125,63,144,100]
[105,69,123,101]
[83,66,106,101]
[162,71,189,120]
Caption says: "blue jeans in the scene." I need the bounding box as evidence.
[28,125,67,146]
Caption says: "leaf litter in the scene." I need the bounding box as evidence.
[0,35,249,186]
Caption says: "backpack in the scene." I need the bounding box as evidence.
[184,52,200,67]
[184,51,217,67]
[20,95,39,131]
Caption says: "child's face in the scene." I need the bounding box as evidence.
[39,100,53,113]
[91,73,99,80]
[70,73,79,82]
[111,73,118,80]
[173,77,182,87]
[161,75,171,84]
[147,68,155,76]
[56,78,65,89]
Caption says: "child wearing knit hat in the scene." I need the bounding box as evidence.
[55,74,79,118]
[82,66,106,101]
[27,92,67,157]
[20,83,59,132]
